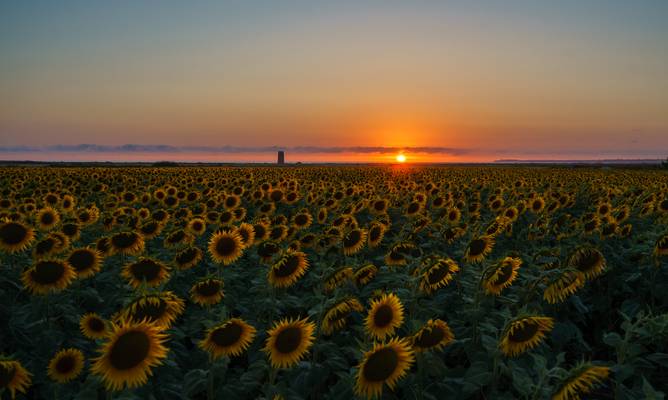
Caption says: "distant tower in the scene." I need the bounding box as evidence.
[277,150,285,164]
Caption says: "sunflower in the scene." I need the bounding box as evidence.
[138,221,163,240]
[568,247,606,280]
[121,258,170,289]
[343,228,367,256]
[464,236,495,263]
[257,241,281,262]
[499,316,554,357]
[354,263,378,286]
[110,231,145,255]
[47,348,84,383]
[354,338,415,399]
[174,246,203,270]
[190,278,224,306]
[0,358,32,398]
[119,292,185,328]
[411,319,454,352]
[91,318,169,391]
[654,234,668,257]
[235,222,256,248]
[67,247,102,279]
[529,197,546,213]
[80,312,109,339]
[199,318,256,359]
[483,257,521,295]
[323,266,353,293]
[253,221,270,242]
[543,270,585,304]
[365,293,405,340]
[292,212,313,230]
[370,199,389,215]
[264,317,315,369]
[321,298,363,335]
[36,206,60,230]
[208,229,244,265]
[268,251,309,288]
[21,260,76,295]
[164,229,194,248]
[552,363,610,400]
[445,207,461,224]
[61,221,81,241]
[419,258,460,293]
[367,222,387,248]
[0,220,35,253]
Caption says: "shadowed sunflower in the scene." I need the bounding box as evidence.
[236,222,256,248]
[321,298,363,335]
[323,266,353,293]
[0,358,32,398]
[91,318,169,391]
[121,258,170,289]
[37,207,60,230]
[543,270,585,304]
[21,260,76,295]
[199,318,256,359]
[190,278,224,306]
[110,231,145,255]
[355,338,415,399]
[568,247,606,279]
[464,236,495,263]
[0,220,35,254]
[552,362,610,400]
[268,251,309,288]
[208,229,244,265]
[174,246,203,270]
[292,212,313,230]
[264,317,315,369]
[119,292,185,328]
[365,293,405,340]
[499,316,554,357]
[419,258,459,294]
[654,234,668,257]
[186,217,206,236]
[367,222,387,248]
[354,264,378,286]
[80,312,108,339]
[343,228,367,256]
[138,221,163,240]
[67,247,102,279]
[483,257,521,295]
[411,319,454,352]
[47,348,84,383]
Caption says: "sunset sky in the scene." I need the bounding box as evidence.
[1,1,667,162]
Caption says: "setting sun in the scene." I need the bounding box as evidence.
[396,154,407,163]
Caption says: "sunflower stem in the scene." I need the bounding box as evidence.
[207,358,216,400]
[417,352,425,400]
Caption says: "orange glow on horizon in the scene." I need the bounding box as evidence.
[396,154,407,163]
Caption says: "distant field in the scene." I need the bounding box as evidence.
[1,166,667,399]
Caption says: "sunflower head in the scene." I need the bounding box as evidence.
[263,317,315,369]
[110,231,145,255]
[483,257,521,295]
[21,260,76,295]
[464,236,495,263]
[268,250,309,288]
[323,266,353,293]
[199,318,257,359]
[568,247,606,280]
[119,292,185,328]
[499,315,554,357]
[364,293,405,341]
[190,278,224,306]
[208,229,245,265]
[411,319,454,352]
[47,348,85,383]
[0,358,32,398]
[355,338,415,399]
[91,318,169,391]
[543,270,585,304]
[552,362,610,400]
[321,298,363,335]
[342,228,367,256]
[174,246,203,270]
[0,220,35,254]
[67,247,103,279]
[654,234,668,257]
[80,312,109,339]
[354,264,378,286]
[121,258,170,289]
[419,258,460,293]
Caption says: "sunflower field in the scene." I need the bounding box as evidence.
[1,165,668,400]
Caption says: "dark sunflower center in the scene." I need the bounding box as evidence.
[62,223,79,236]
[167,231,186,243]
[0,222,28,245]
[55,355,76,374]
[427,265,449,285]
[369,227,381,241]
[69,250,95,272]
[407,203,420,214]
[373,304,394,328]
[31,261,66,284]
[215,236,237,256]
[130,299,167,321]
[374,201,386,211]
[192,221,204,231]
[344,231,362,247]
[41,212,55,225]
[659,238,668,250]
[273,256,300,278]
[295,214,309,226]
[196,280,221,297]
[660,200,668,211]
[0,363,17,387]
[509,321,539,343]
[109,330,151,370]
[112,232,138,249]
[210,323,243,347]
[274,326,302,354]
[362,347,399,382]
[270,227,285,240]
[492,262,514,286]
[87,317,106,332]
[414,327,445,348]
[130,260,162,282]
[532,201,542,211]
[238,229,250,243]
[36,239,56,255]
[389,251,404,261]
[468,239,486,256]
[584,220,597,231]
[176,248,198,264]
[575,252,601,272]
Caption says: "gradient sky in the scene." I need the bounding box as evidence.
[1,1,667,162]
